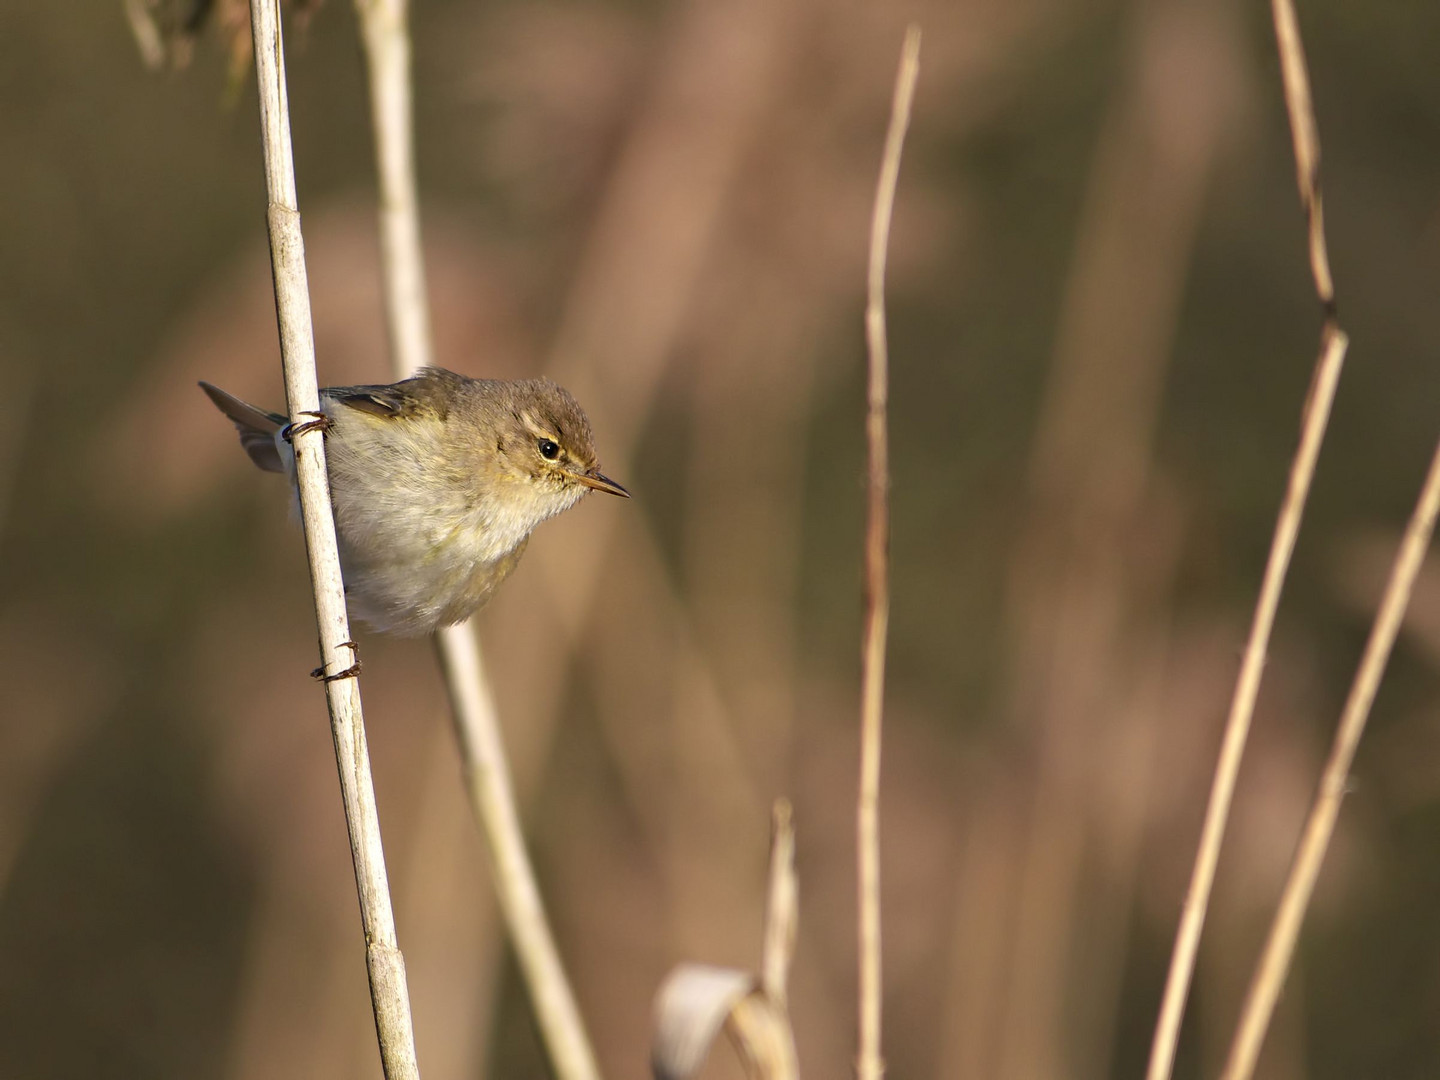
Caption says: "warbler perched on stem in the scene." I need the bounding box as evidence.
[201,367,628,636]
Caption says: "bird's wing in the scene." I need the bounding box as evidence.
[326,384,422,418]
[326,368,463,421]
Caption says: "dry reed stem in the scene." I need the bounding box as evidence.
[433,628,600,1080]
[1143,337,1344,1080]
[1209,20,1437,1064]
[748,797,800,1080]
[763,799,798,1007]
[246,1,419,1076]
[348,3,601,1078]
[1219,436,1440,1079]
[1144,3,1345,1076]
[352,0,434,379]
[1271,0,1334,310]
[856,26,919,1080]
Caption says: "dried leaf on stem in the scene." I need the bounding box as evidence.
[651,800,799,1080]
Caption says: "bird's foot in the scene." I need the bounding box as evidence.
[282,412,332,442]
[312,640,361,683]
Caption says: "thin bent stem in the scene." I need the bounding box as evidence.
[349,3,600,1078]
[1144,2,1343,1076]
[433,630,601,1080]
[247,1,419,1076]
[1219,434,1440,1080]
[856,26,919,1080]
[1143,329,1344,1080]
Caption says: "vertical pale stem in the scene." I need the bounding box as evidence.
[758,798,799,1080]
[349,4,600,1077]
[1219,434,1440,1080]
[762,799,798,1008]
[246,1,419,1077]
[856,27,920,1080]
[353,0,433,378]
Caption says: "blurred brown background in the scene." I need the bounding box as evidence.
[2,0,1440,1077]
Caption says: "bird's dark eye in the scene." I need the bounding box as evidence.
[538,438,561,460]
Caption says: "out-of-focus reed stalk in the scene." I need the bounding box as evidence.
[351,0,432,382]
[856,26,919,1080]
[348,3,601,1079]
[246,1,420,1076]
[1144,2,1347,1076]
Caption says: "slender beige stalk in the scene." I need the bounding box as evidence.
[762,799,798,1008]
[856,27,919,1080]
[752,798,799,1080]
[1145,3,1343,1077]
[433,628,600,1080]
[1271,0,1334,311]
[1220,436,1440,1080]
[1143,335,1344,1080]
[349,3,601,1079]
[246,2,419,1077]
[352,0,433,378]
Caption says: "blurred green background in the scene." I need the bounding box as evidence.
[2,0,1439,1077]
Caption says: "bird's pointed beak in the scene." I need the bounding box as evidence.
[577,469,630,498]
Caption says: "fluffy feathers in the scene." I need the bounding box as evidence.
[201,368,626,635]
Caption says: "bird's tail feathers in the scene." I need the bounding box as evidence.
[199,381,288,473]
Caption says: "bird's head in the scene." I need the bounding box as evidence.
[480,378,629,527]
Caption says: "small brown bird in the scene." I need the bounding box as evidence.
[201,367,628,635]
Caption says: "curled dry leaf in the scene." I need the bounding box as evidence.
[653,965,754,1080]
[652,964,797,1080]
